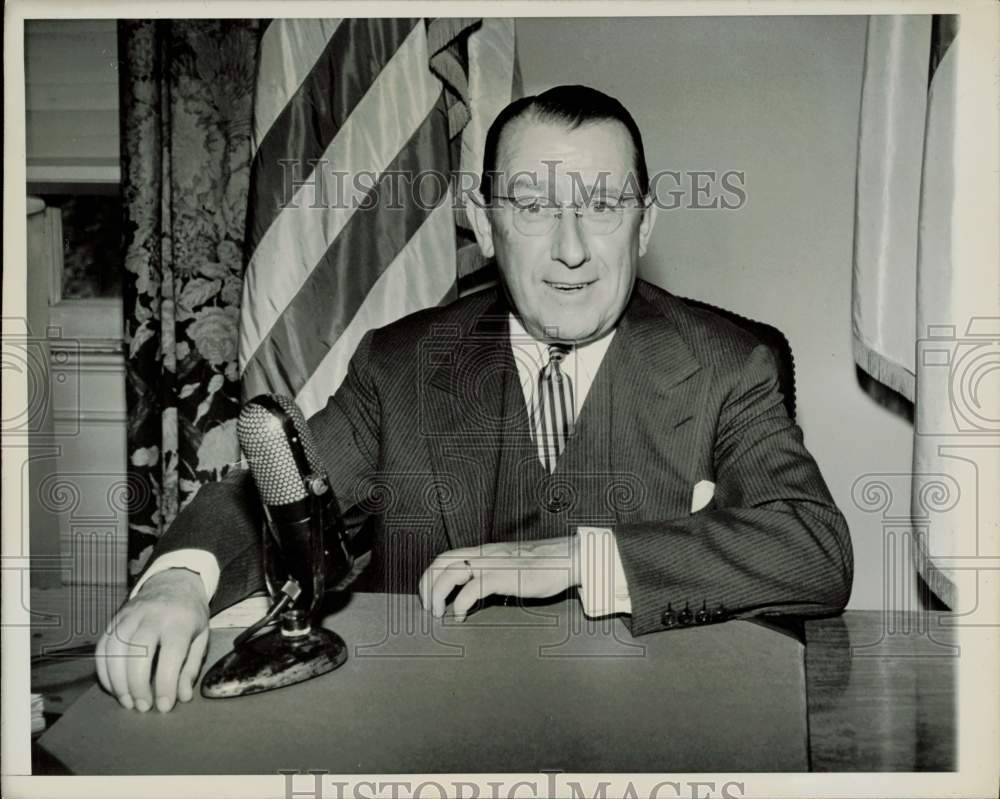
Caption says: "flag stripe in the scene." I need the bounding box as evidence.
[295,196,458,414]
[426,17,474,139]
[243,102,451,397]
[851,15,930,401]
[239,23,442,365]
[461,19,516,178]
[240,17,517,416]
[253,19,344,156]
[454,19,517,249]
[246,18,420,256]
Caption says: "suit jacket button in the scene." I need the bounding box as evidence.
[695,609,711,624]
[661,610,677,628]
[677,608,693,626]
[711,608,727,622]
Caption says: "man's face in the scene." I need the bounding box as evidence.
[471,117,657,343]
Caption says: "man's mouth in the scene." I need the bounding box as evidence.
[544,280,596,293]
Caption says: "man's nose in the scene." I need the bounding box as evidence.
[550,210,589,268]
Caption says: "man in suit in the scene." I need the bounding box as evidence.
[95,85,853,714]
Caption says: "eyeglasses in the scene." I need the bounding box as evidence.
[489,194,646,236]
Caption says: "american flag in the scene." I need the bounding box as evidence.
[852,15,979,610]
[239,18,518,415]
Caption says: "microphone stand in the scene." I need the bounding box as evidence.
[200,474,351,699]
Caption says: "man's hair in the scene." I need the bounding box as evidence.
[480,84,649,201]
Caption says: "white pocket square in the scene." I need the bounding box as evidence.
[691,480,716,513]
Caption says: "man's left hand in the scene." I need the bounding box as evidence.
[418,536,581,622]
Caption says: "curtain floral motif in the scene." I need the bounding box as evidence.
[120,20,259,582]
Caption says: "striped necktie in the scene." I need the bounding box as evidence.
[534,343,575,473]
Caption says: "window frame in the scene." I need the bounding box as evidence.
[31,197,123,352]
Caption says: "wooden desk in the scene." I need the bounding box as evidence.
[35,598,956,774]
[38,592,809,774]
[803,610,957,771]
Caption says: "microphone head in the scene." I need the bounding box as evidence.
[237,394,324,506]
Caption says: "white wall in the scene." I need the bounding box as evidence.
[22,16,916,606]
[26,203,128,588]
[24,19,127,586]
[24,19,120,183]
[516,15,915,610]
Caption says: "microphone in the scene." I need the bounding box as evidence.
[201,394,355,699]
[236,394,355,616]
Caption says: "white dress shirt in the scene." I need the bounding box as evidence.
[507,314,632,616]
[133,317,634,617]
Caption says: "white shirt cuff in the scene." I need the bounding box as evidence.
[129,549,220,602]
[576,526,632,617]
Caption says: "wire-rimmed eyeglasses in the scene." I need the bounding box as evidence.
[489,194,647,236]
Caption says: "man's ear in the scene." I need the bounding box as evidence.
[467,193,496,258]
[637,200,658,257]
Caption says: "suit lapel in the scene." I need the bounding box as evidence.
[609,285,707,522]
[613,285,702,403]
[422,291,514,549]
[421,283,709,541]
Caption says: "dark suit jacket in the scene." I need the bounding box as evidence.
[151,279,853,635]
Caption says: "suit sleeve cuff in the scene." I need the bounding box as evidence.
[129,550,220,602]
[576,527,632,617]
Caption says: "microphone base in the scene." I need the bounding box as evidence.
[200,625,347,699]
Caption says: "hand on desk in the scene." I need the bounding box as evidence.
[94,536,583,710]
[418,536,582,622]
[95,568,210,713]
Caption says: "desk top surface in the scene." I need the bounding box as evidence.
[39,592,809,775]
[803,610,957,771]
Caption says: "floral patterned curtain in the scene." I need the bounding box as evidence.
[120,20,260,583]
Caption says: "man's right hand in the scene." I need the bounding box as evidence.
[95,567,210,713]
